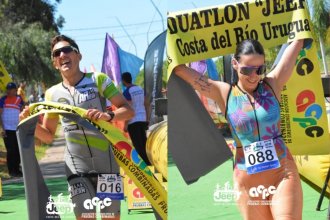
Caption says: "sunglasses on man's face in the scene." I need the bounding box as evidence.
[236,62,266,76]
[52,45,78,58]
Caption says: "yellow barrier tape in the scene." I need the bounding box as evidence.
[0,60,12,92]
[19,101,167,219]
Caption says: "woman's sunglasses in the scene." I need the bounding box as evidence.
[235,61,266,76]
[52,45,78,58]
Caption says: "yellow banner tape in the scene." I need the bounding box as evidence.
[19,101,167,219]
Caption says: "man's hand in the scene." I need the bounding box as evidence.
[19,106,30,122]
[85,109,112,122]
[0,129,6,138]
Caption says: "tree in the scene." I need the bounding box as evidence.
[309,0,330,74]
[0,0,64,86]
[0,22,61,85]
[0,0,62,31]
[309,0,330,41]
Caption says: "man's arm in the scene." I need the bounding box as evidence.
[109,93,134,121]
[20,106,58,144]
[35,115,59,144]
[85,93,134,122]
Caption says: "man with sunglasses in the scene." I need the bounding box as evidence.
[21,35,134,220]
[174,39,304,220]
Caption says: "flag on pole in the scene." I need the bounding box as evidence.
[144,31,166,125]
[101,33,143,86]
[101,33,121,86]
[206,59,219,81]
[118,47,143,83]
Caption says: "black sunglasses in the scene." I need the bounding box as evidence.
[238,64,266,76]
[235,59,266,76]
[52,45,78,58]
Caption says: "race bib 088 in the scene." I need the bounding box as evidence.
[96,174,124,200]
[243,139,280,175]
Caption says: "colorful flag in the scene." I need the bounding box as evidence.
[206,59,219,81]
[144,31,166,125]
[101,33,120,86]
[101,33,144,87]
[189,60,207,75]
[144,31,166,104]
[118,47,143,83]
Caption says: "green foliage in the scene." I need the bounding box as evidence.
[309,0,330,41]
[134,60,168,89]
[0,0,64,86]
[0,22,61,85]
[265,46,281,70]
[56,15,65,29]
[0,0,61,31]
[162,60,168,88]
[135,69,144,87]
[213,57,223,79]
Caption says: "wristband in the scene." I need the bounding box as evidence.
[107,111,115,122]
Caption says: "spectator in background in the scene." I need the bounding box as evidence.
[28,90,37,104]
[17,81,27,104]
[122,72,151,166]
[0,82,24,177]
[38,93,45,102]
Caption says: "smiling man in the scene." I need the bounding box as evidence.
[20,35,134,220]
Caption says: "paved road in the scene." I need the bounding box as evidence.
[3,137,66,184]
[39,137,66,179]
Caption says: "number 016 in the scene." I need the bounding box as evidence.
[99,183,122,193]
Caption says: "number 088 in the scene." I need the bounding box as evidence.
[248,150,274,165]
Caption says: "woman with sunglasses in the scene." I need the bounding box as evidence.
[174,38,304,220]
[20,35,134,220]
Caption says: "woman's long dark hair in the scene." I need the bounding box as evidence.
[234,39,265,61]
[231,39,265,84]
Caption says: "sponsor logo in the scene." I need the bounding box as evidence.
[83,197,112,210]
[69,182,87,198]
[46,194,75,217]
[213,181,241,204]
[78,88,96,104]
[249,185,276,200]
[248,185,277,206]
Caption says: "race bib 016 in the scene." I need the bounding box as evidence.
[96,174,124,200]
[243,139,280,175]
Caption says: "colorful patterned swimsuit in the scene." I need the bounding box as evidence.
[225,81,287,171]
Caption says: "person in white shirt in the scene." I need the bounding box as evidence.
[122,72,151,165]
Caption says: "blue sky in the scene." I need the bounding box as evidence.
[53,0,239,71]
